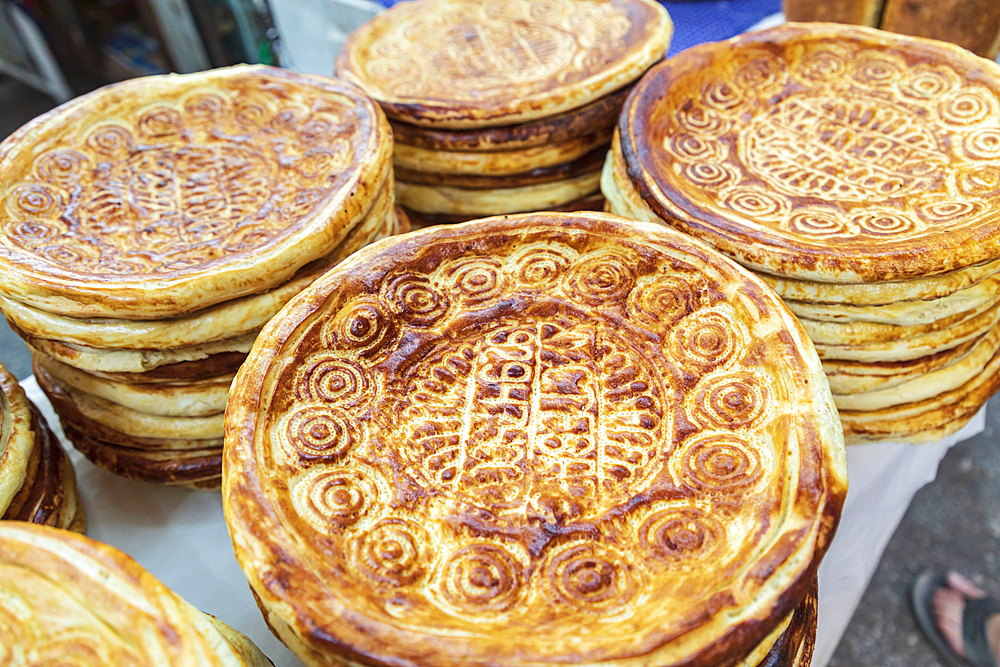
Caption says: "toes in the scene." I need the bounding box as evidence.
[934,588,968,656]
[948,571,986,599]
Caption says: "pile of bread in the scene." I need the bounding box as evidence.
[0,360,83,530]
[605,22,1000,444]
[335,0,672,226]
[223,211,846,667]
[0,65,400,487]
[3,0,1000,665]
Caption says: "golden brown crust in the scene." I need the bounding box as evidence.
[0,64,392,319]
[0,522,267,663]
[0,362,34,515]
[0,175,396,351]
[2,400,85,533]
[336,0,672,128]
[620,23,1000,283]
[223,212,846,667]
[402,193,606,228]
[393,128,612,176]
[390,85,632,151]
[66,424,222,486]
[394,146,607,189]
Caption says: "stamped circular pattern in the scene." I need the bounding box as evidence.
[0,65,387,316]
[622,24,1000,281]
[335,0,671,127]
[229,214,846,665]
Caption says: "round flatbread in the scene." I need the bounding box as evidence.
[336,0,672,128]
[0,64,391,319]
[224,211,846,667]
[619,23,1000,283]
[0,522,268,663]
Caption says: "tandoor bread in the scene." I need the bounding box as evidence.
[336,0,672,129]
[618,23,1000,284]
[0,64,391,320]
[0,522,270,666]
[223,212,847,667]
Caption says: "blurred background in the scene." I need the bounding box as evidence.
[0,1,998,666]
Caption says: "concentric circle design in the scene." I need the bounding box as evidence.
[853,211,917,236]
[917,199,986,223]
[722,187,787,219]
[383,274,450,325]
[899,66,956,99]
[940,90,997,126]
[627,275,697,327]
[85,124,133,156]
[326,297,397,359]
[797,48,848,81]
[734,57,780,90]
[958,166,1000,198]
[355,518,427,586]
[34,150,88,183]
[703,80,742,110]
[137,106,183,137]
[668,311,740,371]
[7,184,60,217]
[183,92,226,120]
[547,543,635,610]
[669,133,717,160]
[3,219,63,245]
[683,163,734,188]
[515,248,572,287]
[438,543,524,614]
[677,434,763,494]
[638,506,726,563]
[295,357,370,403]
[964,128,1000,160]
[787,210,846,237]
[676,104,727,136]
[282,405,359,462]
[562,251,635,305]
[692,372,767,429]
[851,53,903,85]
[292,466,381,531]
[445,259,504,304]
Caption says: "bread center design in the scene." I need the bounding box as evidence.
[395,317,665,523]
[443,23,576,86]
[744,93,945,201]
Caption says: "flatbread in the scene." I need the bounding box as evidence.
[0,64,392,319]
[336,0,672,128]
[619,23,1000,283]
[0,522,268,662]
[223,211,846,667]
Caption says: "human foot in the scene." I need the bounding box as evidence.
[913,570,1000,667]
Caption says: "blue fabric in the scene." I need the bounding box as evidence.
[373,0,782,55]
[660,0,780,55]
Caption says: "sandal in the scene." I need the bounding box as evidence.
[912,570,1000,667]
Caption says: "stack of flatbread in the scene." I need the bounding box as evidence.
[223,212,846,667]
[335,0,672,227]
[0,64,399,488]
[606,23,1000,444]
[0,521,271,665]
[0,361,84,531]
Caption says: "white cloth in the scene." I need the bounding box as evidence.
[21,377,984,667]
